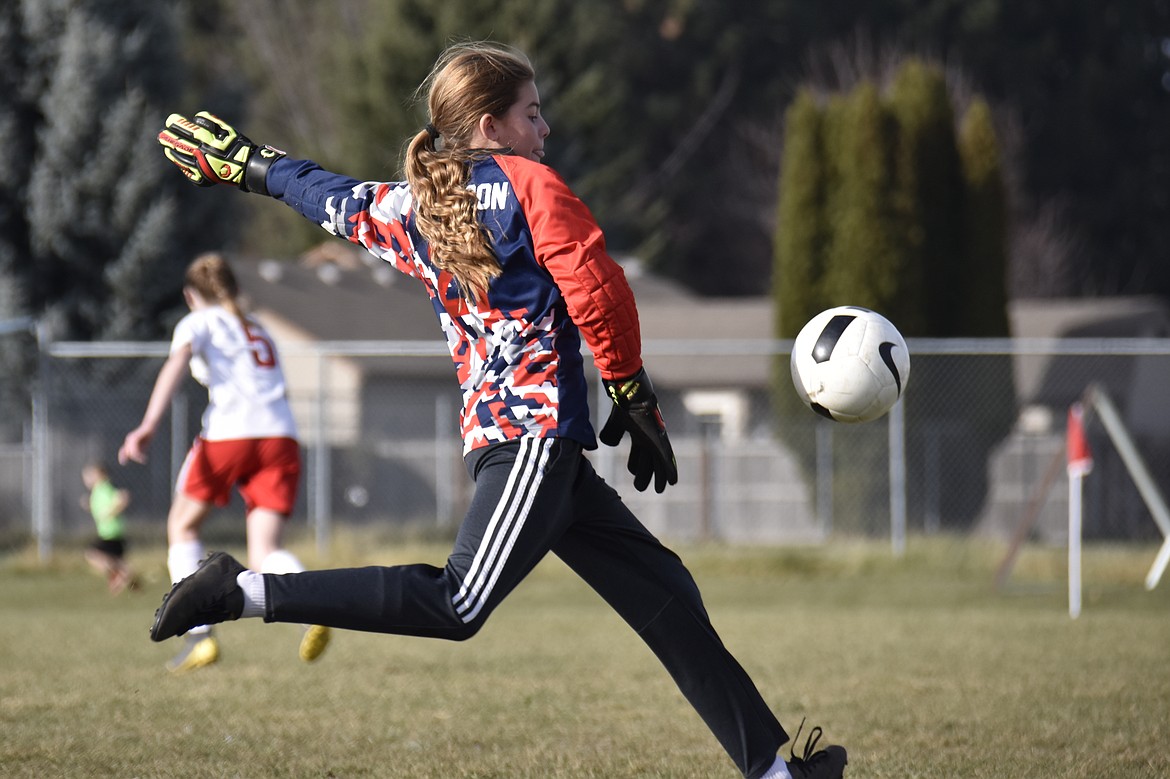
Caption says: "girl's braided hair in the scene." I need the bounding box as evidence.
[404,42,535,302]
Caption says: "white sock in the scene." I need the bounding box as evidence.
[259,549,305,575]
[237,570,267,618]
[760,756,793,779]
[259,550,310,627]
[167,540,205,584]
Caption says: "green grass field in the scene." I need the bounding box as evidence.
[2,535,1168,778]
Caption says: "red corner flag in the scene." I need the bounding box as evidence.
[1067,402,1093,476]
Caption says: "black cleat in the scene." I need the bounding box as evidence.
[150,552,246,642]
[786,720,848,779]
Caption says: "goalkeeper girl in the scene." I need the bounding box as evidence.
[118,252,330,672]
[149,42,846,778]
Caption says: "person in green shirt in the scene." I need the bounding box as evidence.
[81,461,137,594]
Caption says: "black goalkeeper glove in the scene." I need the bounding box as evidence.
[599,368,678,493]
[157,111,284,195]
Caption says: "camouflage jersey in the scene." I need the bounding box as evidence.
[267,154,643,454]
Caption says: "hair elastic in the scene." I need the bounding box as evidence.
[424,123,441,140]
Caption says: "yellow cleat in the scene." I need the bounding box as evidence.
[299,625,331,662]
[166,635,219,673]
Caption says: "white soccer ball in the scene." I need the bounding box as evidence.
[790,306,910,424]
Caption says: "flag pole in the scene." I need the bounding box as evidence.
[1066,402,1092,619]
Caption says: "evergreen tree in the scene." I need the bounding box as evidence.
[821,82,904,314]
[774,90,827,339]
[12,0,235,341]
[774,59,1011,340]
[957,98,1010,337]
[886,59,961,337]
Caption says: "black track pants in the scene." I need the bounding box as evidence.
[263,437,787,778]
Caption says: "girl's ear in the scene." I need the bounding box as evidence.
[478,112,500,143]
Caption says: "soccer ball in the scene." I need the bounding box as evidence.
[790,306,910,423]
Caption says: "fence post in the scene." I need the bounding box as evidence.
[889,397,907,556]
[698,419,717,541]
[312,348,331,555]
[815,420,833,536]
[31,323,51,561]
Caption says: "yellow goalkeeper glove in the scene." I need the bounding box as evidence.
[158,111,284,195]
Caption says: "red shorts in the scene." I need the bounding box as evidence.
[177,437,301,515]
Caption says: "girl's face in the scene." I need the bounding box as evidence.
[480,80,550,162]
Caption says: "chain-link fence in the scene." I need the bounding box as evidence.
[4,338,1170,558]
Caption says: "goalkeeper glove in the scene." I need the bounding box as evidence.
[158,111,284,195]
[599,367,678,493]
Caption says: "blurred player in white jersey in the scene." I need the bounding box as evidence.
[119,252,330,672]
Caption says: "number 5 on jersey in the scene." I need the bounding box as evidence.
[244,323,277,368]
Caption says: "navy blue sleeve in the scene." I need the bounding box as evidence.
[265,157,364,227]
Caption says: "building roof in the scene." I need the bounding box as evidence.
[1009,295,1170,339]
[236,247,446,343]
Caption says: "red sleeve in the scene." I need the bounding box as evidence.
[496,155,642,380]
